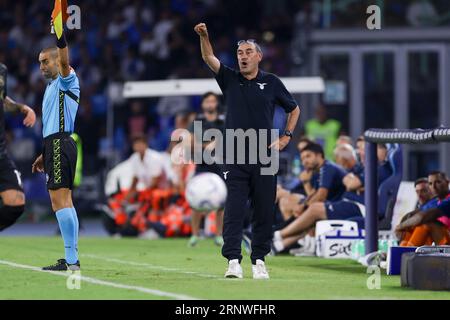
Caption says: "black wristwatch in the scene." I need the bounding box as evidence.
[283,130,293,138]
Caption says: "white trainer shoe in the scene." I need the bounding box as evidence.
[224,259,243,279]
[252,259,269,279]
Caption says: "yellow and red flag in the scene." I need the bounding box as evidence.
[51,0,68,39]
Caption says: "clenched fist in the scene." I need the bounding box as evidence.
[194,23,208,37]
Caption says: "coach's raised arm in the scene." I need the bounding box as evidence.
[194,23,220,74]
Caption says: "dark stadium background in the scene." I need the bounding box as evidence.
[1,0,449,221]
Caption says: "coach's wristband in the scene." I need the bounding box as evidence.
[56,32,67,49]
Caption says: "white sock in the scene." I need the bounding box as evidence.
[273,230,282,242]
[273,240,285,252]
[297,237,305,246]
[304,235,312,249]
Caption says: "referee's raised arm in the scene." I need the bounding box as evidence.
[54,24,71,77]
[194,23,220,74]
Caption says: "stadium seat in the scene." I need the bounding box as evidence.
[378,143,403,229]
[349,143,403,230]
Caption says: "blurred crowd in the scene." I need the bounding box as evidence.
[0,0,304,179]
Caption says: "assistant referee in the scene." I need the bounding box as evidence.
[194,23,300,279]
[32,24,81,271]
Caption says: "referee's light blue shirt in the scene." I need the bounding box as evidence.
[42,69,80,138]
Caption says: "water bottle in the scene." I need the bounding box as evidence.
[379,239,388,253]
[292,157,301,176]
[354,240,364,260]
[360,240,366,258]
[388,239,398,248]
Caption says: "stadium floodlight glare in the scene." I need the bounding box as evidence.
[123,77,325,98]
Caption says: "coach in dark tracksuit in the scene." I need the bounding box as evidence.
[195,23,300,279]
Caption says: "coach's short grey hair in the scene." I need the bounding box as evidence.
[253,42,263,54]
[238,41,263,54]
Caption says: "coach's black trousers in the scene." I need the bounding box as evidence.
[221,163,276,264]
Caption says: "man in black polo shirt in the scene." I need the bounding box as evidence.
[194,23,301,279]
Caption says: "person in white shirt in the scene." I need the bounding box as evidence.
[127,135,165,198]
[125,135,166,234]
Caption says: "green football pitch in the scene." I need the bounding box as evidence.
[0,237,448,300]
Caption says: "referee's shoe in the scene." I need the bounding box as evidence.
[42,259,80,271]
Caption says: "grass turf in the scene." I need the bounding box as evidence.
[0,237,449,300]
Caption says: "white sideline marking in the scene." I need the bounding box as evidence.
[0,259,199,300]
[83,254,220,279]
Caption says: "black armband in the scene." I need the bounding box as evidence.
[56,32,67,49]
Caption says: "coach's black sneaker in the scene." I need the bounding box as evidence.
[42,259,81,271]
